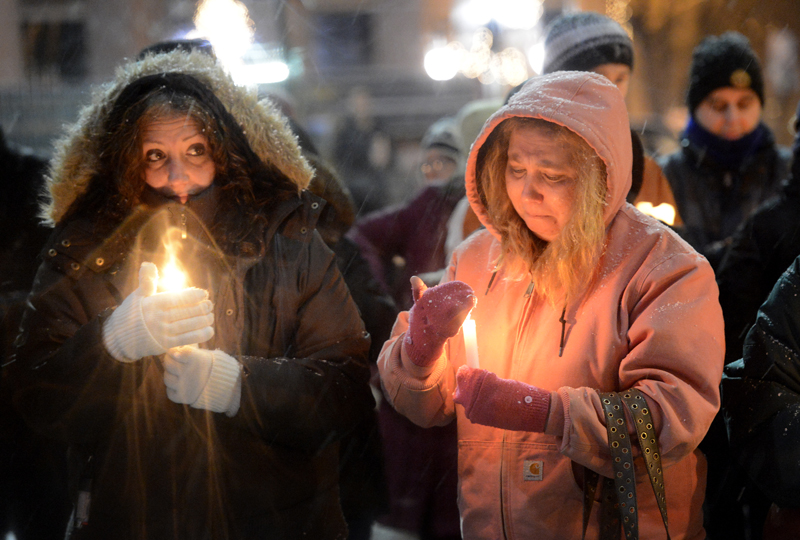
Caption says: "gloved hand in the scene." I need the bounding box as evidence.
[402,277,476,372]
[163,346,242,415]
[103,262,215,362]
[454,365,553,432]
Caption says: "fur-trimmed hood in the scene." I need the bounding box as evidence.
[41,50,313,225]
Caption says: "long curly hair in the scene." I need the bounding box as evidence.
[62,73,297,254]
[476,117,608,305]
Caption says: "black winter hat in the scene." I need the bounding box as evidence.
[687,32,764,113]
[542,11,633,74]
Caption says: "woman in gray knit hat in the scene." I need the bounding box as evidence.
[541,11,634,93]
[538,10,683,228]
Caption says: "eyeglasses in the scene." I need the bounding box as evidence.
[420,157,457,175]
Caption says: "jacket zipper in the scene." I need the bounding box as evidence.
[180,208,188,239]
[499,430,509,539]
[485,267,499,295]
[499,281,537,539]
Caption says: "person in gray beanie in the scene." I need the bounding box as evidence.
[541,11,634,93]
[419,116,465,185]
[659,31,791,270]
[529,10,682,227]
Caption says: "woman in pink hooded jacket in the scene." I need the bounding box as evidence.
[377,71,724,539]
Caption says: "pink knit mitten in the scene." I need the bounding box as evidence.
[402,277,476,369]
[454,365,552,432]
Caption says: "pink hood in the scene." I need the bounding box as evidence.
[466,71,632,239]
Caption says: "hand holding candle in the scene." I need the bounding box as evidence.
[402,277,476,372]
[102,262,215,362]
[454,365,553,433]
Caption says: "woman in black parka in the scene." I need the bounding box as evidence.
[9,50,374,540]
[722,255,800,535]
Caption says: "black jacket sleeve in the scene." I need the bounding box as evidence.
[722,255,800,508]
[11,248,147,445]
[716,187,800,365]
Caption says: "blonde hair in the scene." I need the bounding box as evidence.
[476,117,608,305]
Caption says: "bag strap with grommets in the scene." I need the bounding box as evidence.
[581,389,670,540]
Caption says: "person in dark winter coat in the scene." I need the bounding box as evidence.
[0,128,51,306]
[722,254,800,538]
[659,31,791,269]
[0,128,72,540]
[8,50,374,540]
[347,117,465,540]
[703,99,800,540]
[717,101,800,365]
[302,146,395,540]
[349,120,467,314]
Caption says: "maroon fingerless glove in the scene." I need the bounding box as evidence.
[454,365,552,432]
[402,280,476,369]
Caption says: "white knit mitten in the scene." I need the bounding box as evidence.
[102,262,215,362]
[163,347,242,416]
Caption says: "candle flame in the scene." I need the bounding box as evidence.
[159,246,187,293]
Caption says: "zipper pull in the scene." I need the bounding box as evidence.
[180,209,187,239]
[485,267,498,295]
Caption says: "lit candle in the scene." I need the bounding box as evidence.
[635,201,676,226]
[159,252,187,292]
[160,251,198,351]
[462,313,480,369]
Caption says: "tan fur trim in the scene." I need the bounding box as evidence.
[41,50,313,225]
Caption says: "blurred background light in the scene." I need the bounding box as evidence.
[527,41,546,74]
[424,40,464,81]
[236,42,290,85]
[494,0,544,30]
[191,0,254,76]
[493,47,529,87]
[454,0,543,30]
[233,59,290,85]
[635,202,676,226]
[425,27,529,86]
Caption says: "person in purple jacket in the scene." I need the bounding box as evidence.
[347,116,468,540]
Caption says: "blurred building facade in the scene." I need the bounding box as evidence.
[1,0,799,159]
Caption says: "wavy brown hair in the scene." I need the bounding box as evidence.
[476,117,608,305]
[62,73,296,254]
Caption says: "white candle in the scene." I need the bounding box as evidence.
[462,313,480,369]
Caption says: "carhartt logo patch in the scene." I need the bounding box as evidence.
[523,460,543,481]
